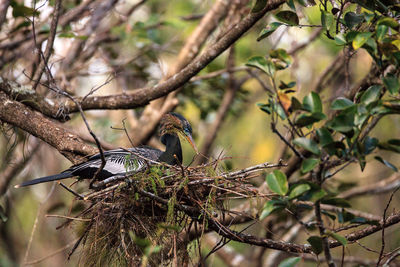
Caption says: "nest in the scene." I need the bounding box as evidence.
[59,159,283,266]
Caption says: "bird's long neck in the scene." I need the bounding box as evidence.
[158,133,182,165]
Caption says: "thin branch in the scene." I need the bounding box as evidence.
[376,186,400,266]
[32,0,62,90]
[194,46,238,165]
[339,173,400,199]
[0,140,40,195]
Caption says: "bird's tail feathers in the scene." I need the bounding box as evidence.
[14,172,74,188]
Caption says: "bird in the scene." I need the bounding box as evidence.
[15,112,197,188]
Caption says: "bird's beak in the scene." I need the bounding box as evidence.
[185,134,199,154]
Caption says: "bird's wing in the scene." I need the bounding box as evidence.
[67,148,162,179]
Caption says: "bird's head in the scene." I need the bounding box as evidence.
[159,112,198,153]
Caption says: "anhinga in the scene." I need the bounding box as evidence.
[15,113,197,188]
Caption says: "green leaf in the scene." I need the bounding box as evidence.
[12,3,39,17]
[246,56,275,76]
[287,0,296,10]
[303,92,322,113]
[266,170,288,196]
[301,158,320,174]
[331,97,355,110]
[352,32,373,50]
[309,189,327,202]
[252,0,268,13]
[257,103,271,114]
[307,236,323,255]
[377,17,399,30]
[338,210,355,223]
[260,199,284,219]
[260,201,276,219]
[58,32,76,38]
[334,33,347,45]
[278,257,301,267]
[321,10,335,32]
[316,128,334,146]
[363,136,378,155]
[353,0,375,11]
[275,10,299,26]
[257,22,284,41]
[289,183,311,199]
[383,74,399,95]
[294,112,326,127]
[360,85,381,105]
[270,49,292,65]
[376,25,388,42]
[327,111,355,133]
[344,12,364,29]
[293,137,321,155]
[291,97,302,111]
[327,231,348,246]
[279,81,296,89]
[374,156,398,172]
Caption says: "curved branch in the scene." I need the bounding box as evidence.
[60,0,286,112]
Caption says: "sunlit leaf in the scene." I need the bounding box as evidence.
[266,170,288,196]
[270,49,292,65]
[293,137,320,155]
[289,183,311,199]
[331,97,355,110]
[360,85,381,105]
[303,92,322,113]
[275,10,299,26]
[257,22,284,41]
[246,56,275,76]
[321,10,334,32]
[352,32,373,50]
[377,17,399,30]
[376,25,388,42]
[334,33,347,45]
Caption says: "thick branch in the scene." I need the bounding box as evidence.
[0,91,97,163]
[60,0,286,112]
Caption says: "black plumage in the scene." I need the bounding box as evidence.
[15,112,197,188]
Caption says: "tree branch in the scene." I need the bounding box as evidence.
[0,91,97,163]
